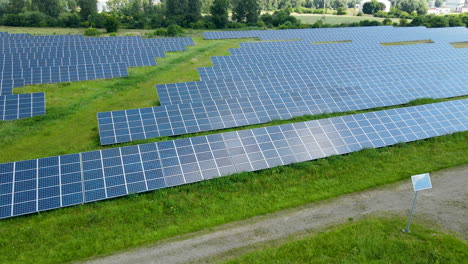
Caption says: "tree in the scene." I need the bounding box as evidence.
[66,0,78,12]
[32,0,61,17]
[7,0,28,14]
[362,0,385,14]
[232,0,261,24]
[434,0,442,7]
[210,0,229,28]
[78,0,97,20]
[166,0,202,26]
[394,0,428,15]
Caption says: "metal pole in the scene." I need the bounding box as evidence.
[403,191,418,233]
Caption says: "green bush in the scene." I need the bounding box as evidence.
[104,16,119,33]
[58,13,81,28]
[22,11,48,27]
[152,28,167,36]
[84,27,100,37]
[336,7,347,15]
[109,32,117,37]
[357,11,363,16]
[382,18,392,25]
[399,18,408,26]
[374,11,388,18]
[166,24,184,37]
[257,20,266,28]
[227,22,245,28]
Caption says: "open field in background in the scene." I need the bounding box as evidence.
[293,14,402,25]
[224,217,468,264]
[0,26,467,263]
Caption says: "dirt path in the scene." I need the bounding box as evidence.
[86,165,468,264]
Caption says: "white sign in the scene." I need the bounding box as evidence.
[411,173,432,192]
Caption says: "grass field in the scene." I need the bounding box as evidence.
[293,14,401,25]
[381,40,434,46]
[451,41,468,48]
[224,217,468,263]
[0,26,467,263]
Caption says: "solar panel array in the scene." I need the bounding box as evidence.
[0,32,194,120]
[98,27,468,145]
[1,99,467,219]
[2,27,468,219]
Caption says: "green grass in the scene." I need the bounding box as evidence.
[381,39,434,46]
[293,14,401,25]
[0,27,467,263]
[224,217,468,263]
[313,40,352,45]
[451,41,468,48]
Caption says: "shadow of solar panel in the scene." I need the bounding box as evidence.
[1,99,466,219]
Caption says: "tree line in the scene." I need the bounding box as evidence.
[0,0,466,32]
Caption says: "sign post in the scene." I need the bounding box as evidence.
[403,173,432,233]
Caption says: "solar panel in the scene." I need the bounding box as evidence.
[0,33,194,120]
[98,73,468,144]
[0,93,45,121]
[158,60,468,106]
[1,99,466,219]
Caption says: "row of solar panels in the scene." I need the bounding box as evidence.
[0,43,190,54]
[98,73,467,145]
[1,99,466,219]
[164,58,468,104]
[203,26,468,43]
[1,54,158,70]
[0,33,194,121]
[93,26,468,145]
[198,52,468,81]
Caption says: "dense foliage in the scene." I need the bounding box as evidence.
[362,0,385,15]
[0,0,466,31]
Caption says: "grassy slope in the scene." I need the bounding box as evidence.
[0,27,466,263]
[224,217,468,264]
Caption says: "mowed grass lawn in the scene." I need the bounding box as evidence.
[0,27,466,263]
[224,217,468,264]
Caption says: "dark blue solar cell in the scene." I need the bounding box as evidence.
[165,175,185,187]
[38,197,61,211]
[60,154,80,164]
[107,185,127,198]
[124,163,143,174]
[82,151,101,161]
[0,163,14,174]
[13,201,36,215]
[15,160,37,171]
[85,189,106,202]
[62,193,83,206]
[38,157,59,168]
[0,206,11,218]
[127,182,147,193]
[38,186,60,199]
[38,176,59,188]
[0,194,12,207]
